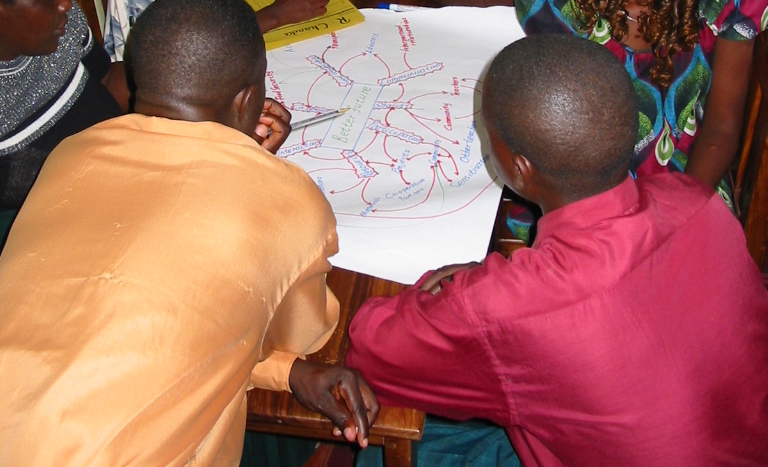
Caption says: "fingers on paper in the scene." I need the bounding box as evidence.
[419,261,482,294]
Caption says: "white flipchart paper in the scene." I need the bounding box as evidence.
[267,7,525,284]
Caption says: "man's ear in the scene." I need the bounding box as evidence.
[511,154,563,213]
[510,153,535,194]
[229,83,262,134]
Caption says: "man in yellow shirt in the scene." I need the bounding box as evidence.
[0,0,378,464]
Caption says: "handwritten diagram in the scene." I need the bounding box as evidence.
[267,7,524,283]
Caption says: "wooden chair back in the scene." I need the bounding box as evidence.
[733,31,768,279]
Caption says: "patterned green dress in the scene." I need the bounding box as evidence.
[513,0,768,212]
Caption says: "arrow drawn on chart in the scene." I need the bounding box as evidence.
[436,160,453,182]
[357,132,379,153]
[399,170,410,185]
[375,166,436,213]
[439,154,459,174]
[336,177,499,220]
[329,179,364,194]
[407,111,440,122]
[393,84,405,101]
[367,160,395,168]
[321,45,332,61]
[372,54,391,76]
[306,74,325,103]
[304,152,346,161]
[339,53,365,73]
[307,167,355,175]
[406,151,432,161]
[381,136,398,162]
[407,91,449,104]
[360,178,374,205]
[406,112,459,144]
[454,108,481,119]
[384,108,395,126]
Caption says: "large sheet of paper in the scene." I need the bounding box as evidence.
[267,7,525,284]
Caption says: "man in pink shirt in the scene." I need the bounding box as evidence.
[347,35,768,466]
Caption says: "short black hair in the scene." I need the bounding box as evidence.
[483,34,638,199]
[129,0,265,105]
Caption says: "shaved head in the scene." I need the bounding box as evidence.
[129,0,266,107]
[483,34,638,200]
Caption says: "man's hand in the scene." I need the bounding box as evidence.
[257,0,330,32]
[253,98,292,153]
[289,359,380,448]
[419,261,481,294]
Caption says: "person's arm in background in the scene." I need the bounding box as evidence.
[345,261,511,426]
[102,61,130,113]
[256,0,331,33]
[100,0,145,111]
[684,37,754,188]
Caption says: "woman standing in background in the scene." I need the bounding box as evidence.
[514,0,767,209]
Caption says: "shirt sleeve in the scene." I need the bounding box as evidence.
[103,0,154,62]
[250,231,341,392]
[701,0,768,40]
[345,264,511,426]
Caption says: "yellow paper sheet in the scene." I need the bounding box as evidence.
[244,0,365,50]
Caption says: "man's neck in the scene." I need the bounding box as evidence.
[134,94,224,125]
